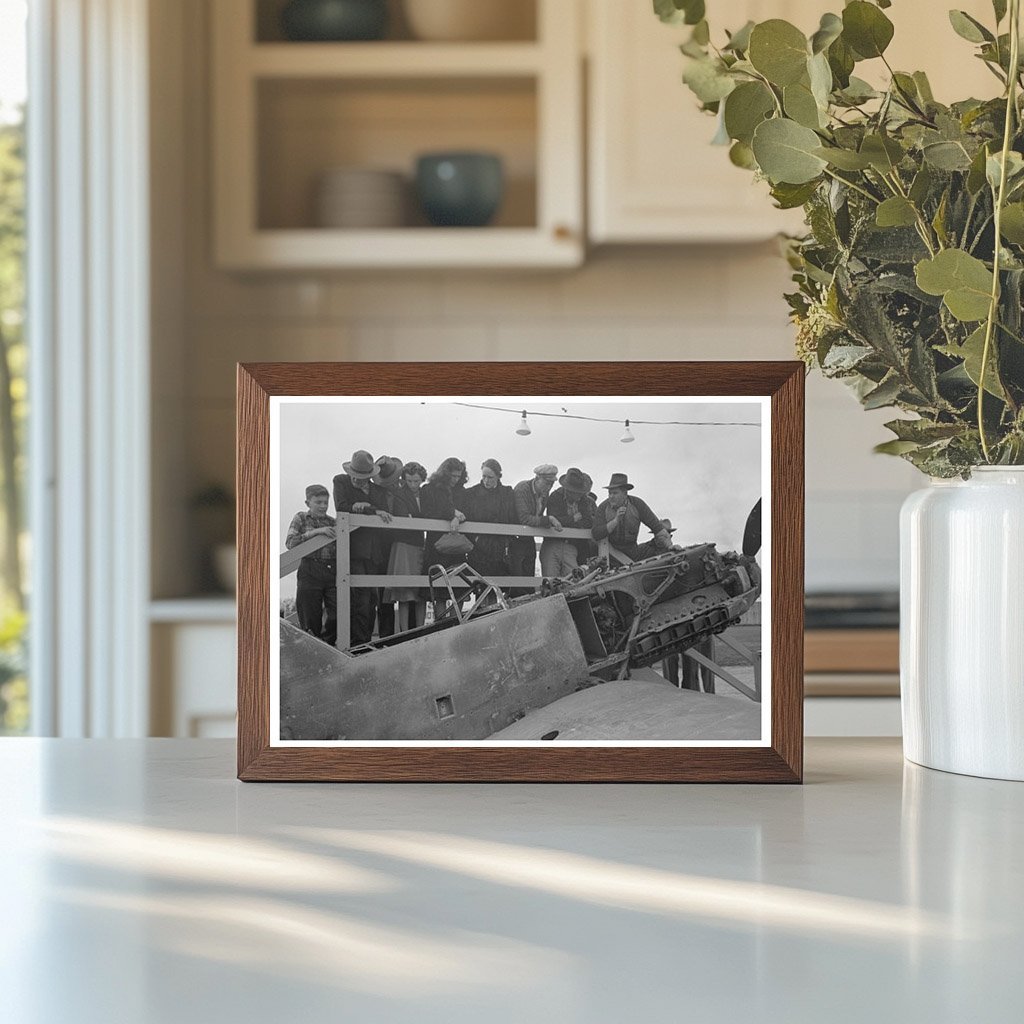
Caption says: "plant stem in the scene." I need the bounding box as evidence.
[979,0,1020,461]
[822,167,880,205]
[884,170,938,254]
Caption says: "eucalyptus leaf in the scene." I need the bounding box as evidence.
[915,249,994,322]
[748,20,809,86]
[940,325,1006,398]
[1000,203,1024,244]
[723,81,775,144]
[923,140,973,171]
[827,35,856,88]
[842,1,894,59]
[784,80,824,129]
[837,76,879,104]
[751,118,828,184]
[729,140,757,169]
[814,146,872,170]
[810,12,843,54]
[724,20,755,53]
[986,150,1024,190]
[808,52,833,110]
[967,144,991,194]
[909,165,933,205]
[912,71,935,104]
[770,180,820,209]
[876,197,918,228]
[948,10,994,44]
[683,57,736,104]
[860,133,904,173]
[874,439,921,455]
[653,0,705,26]
[862,374,903,409]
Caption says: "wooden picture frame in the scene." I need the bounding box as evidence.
[237,362,804,782]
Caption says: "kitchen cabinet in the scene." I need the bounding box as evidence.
[587,0,999,244]
[211,0,583,269]
[587,0,812,243]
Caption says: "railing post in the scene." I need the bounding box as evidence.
[336,512,351,650]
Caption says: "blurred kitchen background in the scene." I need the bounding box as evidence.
[1,0,997,739]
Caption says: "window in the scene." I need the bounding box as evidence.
[0,0,27,734]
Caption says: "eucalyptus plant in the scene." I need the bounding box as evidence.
[658,0,1024,475]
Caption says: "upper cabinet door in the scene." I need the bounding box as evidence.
[587,0,1002,245]
[588,0,809,243]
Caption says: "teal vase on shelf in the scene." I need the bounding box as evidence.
[280,0,388,42]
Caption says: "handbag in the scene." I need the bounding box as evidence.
[434,530,474,556]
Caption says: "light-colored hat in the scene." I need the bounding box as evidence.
[534,463,558,477]
[343,449,375,479]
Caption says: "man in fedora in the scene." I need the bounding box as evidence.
[541,467,597,578]
[592,473,672,562]
[510,463,561,594]
[638,518,680,560]
[370,455,405,639]
[332,450,393,647]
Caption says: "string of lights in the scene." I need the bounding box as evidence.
[451,402,761,428]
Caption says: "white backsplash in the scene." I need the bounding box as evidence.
[180,248,918,594]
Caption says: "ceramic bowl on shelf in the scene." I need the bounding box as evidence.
[315,167,407,228]
[414,152,504,227]
[403,0,534,42]
[280,0,388,42]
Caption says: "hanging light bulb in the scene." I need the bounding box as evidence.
[516,410,531,436]
[620,419,635,443]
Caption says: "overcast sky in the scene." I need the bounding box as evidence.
[277,399,763,597]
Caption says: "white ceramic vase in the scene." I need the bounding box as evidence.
[900,467,1024,780]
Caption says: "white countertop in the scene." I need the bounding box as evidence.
[1,738,1020,1023]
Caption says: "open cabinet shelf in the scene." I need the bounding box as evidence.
[212,0,582,269]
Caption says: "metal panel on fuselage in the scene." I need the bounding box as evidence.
[280,595,590,740]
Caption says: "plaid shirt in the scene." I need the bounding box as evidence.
[286,510,336,561]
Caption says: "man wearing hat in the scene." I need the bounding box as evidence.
[637,519,680,561]
[541,467,597,578]
[592,473,673,562]
[370,456,406,639]
[332,450,393,646]
[510,464,561,593]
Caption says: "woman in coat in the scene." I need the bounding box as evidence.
[382,461,428,632]
[461,458,517,579]
[419,457,468,620]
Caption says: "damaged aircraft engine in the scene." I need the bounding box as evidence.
[279,543,760,741]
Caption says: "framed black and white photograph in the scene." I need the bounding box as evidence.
[237,362,803,781]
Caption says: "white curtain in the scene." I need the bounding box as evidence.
[28,0,150,736]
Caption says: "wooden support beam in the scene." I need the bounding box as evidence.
[685,648,760,702]
[336,513,351,650]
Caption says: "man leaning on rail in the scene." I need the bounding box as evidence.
[591,473,673,562]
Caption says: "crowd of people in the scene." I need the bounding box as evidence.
[285,448,679,649]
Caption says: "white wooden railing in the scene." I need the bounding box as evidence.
[281,512,623,649]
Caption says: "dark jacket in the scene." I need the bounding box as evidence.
[592,494,664,558]
[332,474,389,563]
[389,483,425,547]
[419,479,460,566]
[512,478,552,529]
[546,488,597,558]
[462,482,517,575]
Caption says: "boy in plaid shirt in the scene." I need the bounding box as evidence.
[286,484,337,646]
